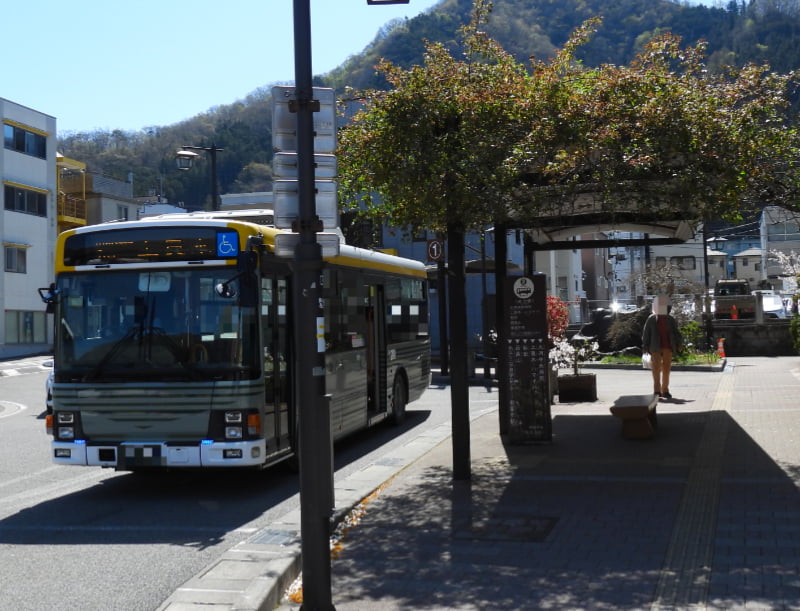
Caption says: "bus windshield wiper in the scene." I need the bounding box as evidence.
[82,325,200,382]
[82,326,141,382]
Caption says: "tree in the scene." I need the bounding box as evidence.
[340,0,534,478]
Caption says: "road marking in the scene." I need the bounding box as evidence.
[0,400,27,419]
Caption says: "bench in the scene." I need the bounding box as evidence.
[610,394,659,439]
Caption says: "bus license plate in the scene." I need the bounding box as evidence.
[117,444,165,468]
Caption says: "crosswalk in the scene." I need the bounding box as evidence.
[0,355,52,378]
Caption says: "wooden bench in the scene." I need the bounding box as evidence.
[610,394,659,439]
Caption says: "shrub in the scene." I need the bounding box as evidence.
[790,314,800,354]
[679,320,706,354]
[547,295,569,342]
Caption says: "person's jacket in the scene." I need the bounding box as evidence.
[642,313,682,353]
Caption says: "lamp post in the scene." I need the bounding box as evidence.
[175,143,224,211]
[291,1,409,609]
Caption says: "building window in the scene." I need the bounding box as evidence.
[4,184,48,217]
[117,205,130,221]
[412,229,427,242]
[670,256,696,270]
[741,258,749,267]
[4,246,27,273]
[3,123,47,159]
[5,310,46,344]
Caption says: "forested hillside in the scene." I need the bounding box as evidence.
[57,0,800,210]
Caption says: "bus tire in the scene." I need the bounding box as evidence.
[390,374,407,425]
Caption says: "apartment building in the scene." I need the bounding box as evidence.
[1,98,57,357]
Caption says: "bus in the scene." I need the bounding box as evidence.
[40,216,430,470]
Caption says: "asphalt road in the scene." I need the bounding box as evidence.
[0,361,495,610]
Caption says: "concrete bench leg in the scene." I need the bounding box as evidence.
[610,394,659,440]
[620,417,656,440]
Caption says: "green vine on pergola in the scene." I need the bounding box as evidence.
[337,1,800,234]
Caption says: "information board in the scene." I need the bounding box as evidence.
[504,274,552,443]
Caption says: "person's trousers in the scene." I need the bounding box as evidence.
[650,348,673,394]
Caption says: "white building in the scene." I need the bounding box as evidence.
[1,98,57,357]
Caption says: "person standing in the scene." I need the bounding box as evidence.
[642,298,683,399]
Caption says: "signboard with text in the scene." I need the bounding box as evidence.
[503,274,551,443]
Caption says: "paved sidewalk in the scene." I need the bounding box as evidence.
[278,357,800,610]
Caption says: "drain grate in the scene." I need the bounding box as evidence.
[249,529,299,546]
[453,515,558,542]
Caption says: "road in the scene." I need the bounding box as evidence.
[0,360,495,610]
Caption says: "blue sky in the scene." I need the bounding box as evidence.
[4,0,718,135]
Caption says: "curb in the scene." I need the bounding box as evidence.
[158,404,495,611]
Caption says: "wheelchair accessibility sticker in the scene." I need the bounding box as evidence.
[217,232,239,258]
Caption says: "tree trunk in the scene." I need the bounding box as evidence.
[447,221,470,481]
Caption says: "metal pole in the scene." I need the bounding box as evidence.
[495,223,508,435]
[481,231,490,380]
[702,223,714,350]
[293,0,334,609]
[437,259,449,376]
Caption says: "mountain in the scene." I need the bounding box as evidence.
[57,0,800,209]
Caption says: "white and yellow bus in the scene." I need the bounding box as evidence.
[42,216,430,470]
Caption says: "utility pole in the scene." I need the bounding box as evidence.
[292,1,334,608]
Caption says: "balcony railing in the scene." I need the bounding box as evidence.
[57,193,87,224]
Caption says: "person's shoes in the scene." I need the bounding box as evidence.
[662,391,672,399]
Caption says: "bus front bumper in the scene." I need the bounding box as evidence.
[52,440,268,469]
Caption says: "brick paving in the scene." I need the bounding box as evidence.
[279,357,800,610]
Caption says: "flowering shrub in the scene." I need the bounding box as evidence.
[549,337,599,375]
[547,295,569,343]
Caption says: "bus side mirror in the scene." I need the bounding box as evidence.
[38,283,58,314]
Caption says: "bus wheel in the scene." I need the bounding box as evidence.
[390,375,407,425]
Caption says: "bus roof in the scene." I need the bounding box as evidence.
[146,209,275,226]
[58,216,427,278]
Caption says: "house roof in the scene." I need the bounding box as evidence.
[733,248,762,257]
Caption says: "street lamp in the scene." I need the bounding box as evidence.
[175,144,224,211]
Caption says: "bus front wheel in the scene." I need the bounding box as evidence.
[390,375,407,425]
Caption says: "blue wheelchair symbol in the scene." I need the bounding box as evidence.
[217,232,239,258]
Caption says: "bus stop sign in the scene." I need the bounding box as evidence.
[503,274,552,444]
[426,239,444,262]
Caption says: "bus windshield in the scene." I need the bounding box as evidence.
[54,268,260,382]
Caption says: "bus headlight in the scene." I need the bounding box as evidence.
[225,411,243,424]
[58,427,75,440]
[57,412,75,424]
[225,426,243,439]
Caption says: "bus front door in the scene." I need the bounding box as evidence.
[368,285,388,416]
[262,275,291,456]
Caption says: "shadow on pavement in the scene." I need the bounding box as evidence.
[323,408,800,609]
